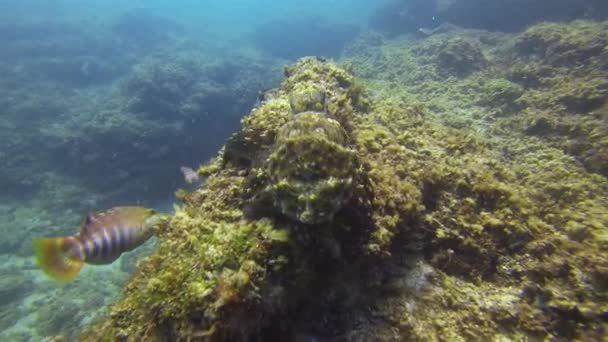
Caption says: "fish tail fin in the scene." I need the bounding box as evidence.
[32,237,83,283]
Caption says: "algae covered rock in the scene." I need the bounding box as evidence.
[478,78,524,114]
[79,48,608,341]
[505,21,608,176]
[124,52,276,120]
[435,0,608,31]
[342,19,608,340]
[416,36,487,76]
[81,57,380,341]
[370,0,608,35]
[514,21,608,67]
[436,37,486,75]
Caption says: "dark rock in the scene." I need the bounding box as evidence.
[370,0,608,35]
[415,36,487,76]
[437,0,608,32]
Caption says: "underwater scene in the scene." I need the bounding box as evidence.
[1,0,607,340]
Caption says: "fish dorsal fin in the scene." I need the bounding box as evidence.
[79,209,112,236]
[84,213,93,226]
[79,207,153,237]
[80,213,97,237]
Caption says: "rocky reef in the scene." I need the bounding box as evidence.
[436,0,608,32]
[82,57,387,340]
[414,35,487,76]
[347,18,608,339]
[4,6,603,340]
[507,21,608,176]
[82,43,608,340]
[370,0,608,35]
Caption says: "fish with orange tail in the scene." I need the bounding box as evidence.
[32,206,159,283]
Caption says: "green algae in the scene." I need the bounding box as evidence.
[414,35,488,76]
[80,22,608,341]
[346,20,608,340]
[477,78,524,114]
[494,21,608,177]
[81,58,384,340]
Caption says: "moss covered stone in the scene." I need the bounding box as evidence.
[416,35,487,76]
[479,78,524,109]
[504,21,608,176]
[81,58,378,341]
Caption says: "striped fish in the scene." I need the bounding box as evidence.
[33,206,157,283]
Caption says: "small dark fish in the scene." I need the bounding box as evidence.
[180,166,200,184]
[33,206,157,282]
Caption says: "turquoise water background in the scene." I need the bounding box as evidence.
[0,0,378,31]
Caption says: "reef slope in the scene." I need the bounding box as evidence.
[82,54,608,340]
